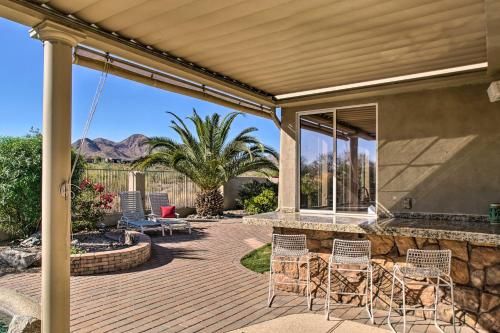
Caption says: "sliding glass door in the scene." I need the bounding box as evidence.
[299,112,334,210]
[299,105,377,215]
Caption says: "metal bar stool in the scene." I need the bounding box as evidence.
[325,239,374,322]
[268,234,311,309]
[388,249,456,333]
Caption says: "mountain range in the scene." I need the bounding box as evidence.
[72,134,149,161]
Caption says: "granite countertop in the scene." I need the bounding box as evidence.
[243,212,500,245]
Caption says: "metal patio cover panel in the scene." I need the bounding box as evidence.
[45,0,486,96]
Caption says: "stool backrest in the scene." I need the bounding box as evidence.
[332,239,371,258]
[406,249,451,276]
[272,234,307,254]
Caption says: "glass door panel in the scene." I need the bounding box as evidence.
[299,112,334,210]
[335,107,377,214]
[299,105,376,214]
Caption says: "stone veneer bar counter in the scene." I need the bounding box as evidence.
[243,212,500,332]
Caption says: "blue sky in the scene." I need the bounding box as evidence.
[0,18,280,150]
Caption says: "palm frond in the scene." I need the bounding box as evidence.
[136,110,278,190]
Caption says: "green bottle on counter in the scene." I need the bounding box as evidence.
[489,203,500,224]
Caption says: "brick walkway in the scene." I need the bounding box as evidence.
[0,220,463,332]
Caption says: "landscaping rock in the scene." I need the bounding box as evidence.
[438,240,468,261]
[306,239,320,251]
[320,239,333,249]
[450,258,469,285]
[485,285,500,295]
[0,249,39,269]
[124,232,135,246]
[485,265,500,286]
[417,285,436,307]
[470,247,500,269]
[366,235,394,255]
[422,244,440,250]
[19,233,41,248]
[415,237,427,249]
[394,236,416,256]
[470,270,485,289]
[415,237,439,249]
[478,308,500,332]
[8,315,41,333]
[480,293,500,313]
[452,286,480,313]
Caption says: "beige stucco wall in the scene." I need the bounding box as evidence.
[280,82,500,215]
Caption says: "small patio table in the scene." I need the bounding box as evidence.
[159,218,192,236]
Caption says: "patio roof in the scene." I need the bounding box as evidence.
[1,0,499,109]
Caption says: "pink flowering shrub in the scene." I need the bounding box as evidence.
[72,178,115,232]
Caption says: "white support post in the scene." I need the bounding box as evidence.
[30,20,85,333]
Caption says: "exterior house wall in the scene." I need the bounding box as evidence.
[280,83,500,215]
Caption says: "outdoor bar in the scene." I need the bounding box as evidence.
[245,81,500,331]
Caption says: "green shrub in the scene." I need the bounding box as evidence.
[244,188,278,214]
[72,179,115,232]
[0,135,43,237]
[71,245,87,255]
[0,134,86,238]
[237,180,278,209]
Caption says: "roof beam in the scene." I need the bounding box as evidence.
[486,0,500,78]
[74,47,272,119]
[278,70,490,108]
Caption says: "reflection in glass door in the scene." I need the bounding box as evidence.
[299,105,377,215]
[299,112,334,210]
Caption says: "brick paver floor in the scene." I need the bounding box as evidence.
[0,220,469,332]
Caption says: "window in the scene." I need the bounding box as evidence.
[299,104,377,214]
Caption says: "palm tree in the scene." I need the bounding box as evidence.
[134,110,278,216]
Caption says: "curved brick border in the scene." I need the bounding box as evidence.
[70,231,151,276]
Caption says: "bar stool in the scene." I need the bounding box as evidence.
[268,234,311,309]
[325,239,374,322]
[388,249,456,333]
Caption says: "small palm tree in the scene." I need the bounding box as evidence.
[134,110,278,216]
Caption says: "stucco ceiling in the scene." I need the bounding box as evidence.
[40,0,487,96]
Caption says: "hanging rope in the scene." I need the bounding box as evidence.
[66,54,110,240]
[68,55,111,192]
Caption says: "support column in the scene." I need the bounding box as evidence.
[128,171,146,208]
[30,21,85,333]
[278,108,299,212]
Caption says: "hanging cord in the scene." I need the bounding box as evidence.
[64,54,110,240]
[69,56,111,184]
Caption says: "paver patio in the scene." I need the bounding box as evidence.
[0,220,470,332]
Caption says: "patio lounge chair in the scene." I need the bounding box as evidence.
[148,192,192,236]
[118,191,166,236]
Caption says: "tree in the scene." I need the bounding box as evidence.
[134,110,278,216]
[0,133,85,238]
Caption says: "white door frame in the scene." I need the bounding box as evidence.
[296,103,378,216]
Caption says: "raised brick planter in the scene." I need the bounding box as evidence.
[70,231,151,276]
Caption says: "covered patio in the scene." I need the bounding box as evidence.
[0,220,472,333]
[0,0,499,332]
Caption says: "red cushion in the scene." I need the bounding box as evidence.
[160,205,176,218]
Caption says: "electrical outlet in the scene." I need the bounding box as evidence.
[403,198,412,209]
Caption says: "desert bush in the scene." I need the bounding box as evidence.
[237,180,278,209]
[72,178,114,232]
[0,134,85,238]
[0,135,43,237]
[243,188,278,214]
